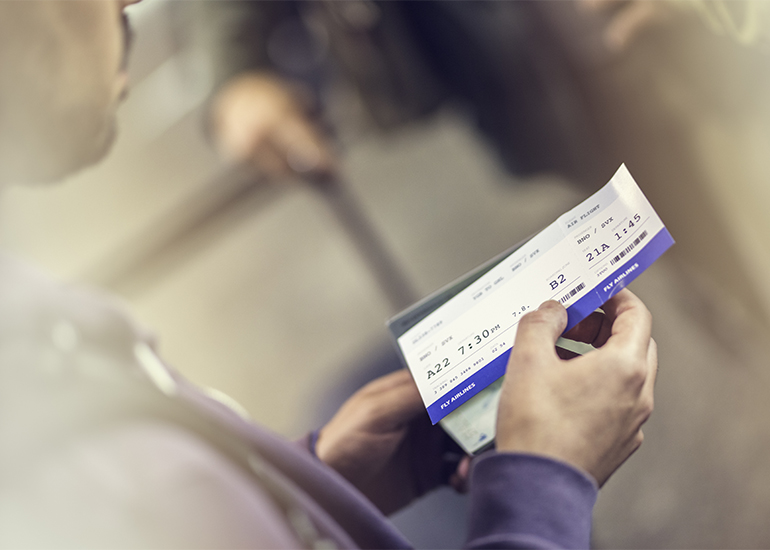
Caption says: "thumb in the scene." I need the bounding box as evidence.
[512,300,568,366]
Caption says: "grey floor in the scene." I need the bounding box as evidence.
[4,1,770,548]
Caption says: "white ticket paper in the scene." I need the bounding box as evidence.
[388,165,674,426]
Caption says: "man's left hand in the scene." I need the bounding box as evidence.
[316,369,468,514]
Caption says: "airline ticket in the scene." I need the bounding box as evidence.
[388,165,674,426]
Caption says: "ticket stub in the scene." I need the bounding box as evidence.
[388,165,674,425]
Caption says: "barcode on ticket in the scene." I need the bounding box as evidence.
[610,230,648,266]
[559,282,586,304]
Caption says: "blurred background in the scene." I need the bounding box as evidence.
[3,0,770,547]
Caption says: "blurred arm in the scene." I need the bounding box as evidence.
[198,1,337,179]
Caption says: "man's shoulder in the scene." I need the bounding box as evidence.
[0,251,150,352]
[0,251,160,456]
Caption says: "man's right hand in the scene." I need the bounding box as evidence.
[495,289,657,487]
[209,72,337,179]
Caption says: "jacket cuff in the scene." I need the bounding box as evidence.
[295,430,321,458]
[466,452,598,549]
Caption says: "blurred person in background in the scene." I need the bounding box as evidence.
[0,1,657,548]
[202,0,770,185]
[202,1,608,184]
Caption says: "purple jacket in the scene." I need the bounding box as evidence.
[0,254,597,548]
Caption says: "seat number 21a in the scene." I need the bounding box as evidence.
[585,243,610,262]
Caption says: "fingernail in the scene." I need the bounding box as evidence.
[537,300,562,311]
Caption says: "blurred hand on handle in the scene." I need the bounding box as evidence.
[209,72,338,179]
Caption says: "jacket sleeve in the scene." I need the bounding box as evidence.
[465,452,598,549]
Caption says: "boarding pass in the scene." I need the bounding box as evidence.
[388,164,674,427]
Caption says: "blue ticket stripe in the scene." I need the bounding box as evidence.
[427,348,511,424]
[426,227,674,425]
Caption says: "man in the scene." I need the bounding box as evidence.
[0,2,656,548]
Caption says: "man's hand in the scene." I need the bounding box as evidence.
[316,369,468,514]
[496,289,657,487]
[209,72,337,179]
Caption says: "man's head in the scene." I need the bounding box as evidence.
[0,0,139,185]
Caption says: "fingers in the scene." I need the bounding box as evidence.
[640,337,658,413]
[600,289,652,358]
[356,370,425,428]
[562,310,606,344]
[511,300,568,365]
[360,368,416,394]
[561,290,652,352]
[252,138,291,177]
[448,455,471,493]
[555,346,580,360]
[273,119,338,177]
[647,337,658,387]
[520,290,652,368]
[241,117,335,179]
